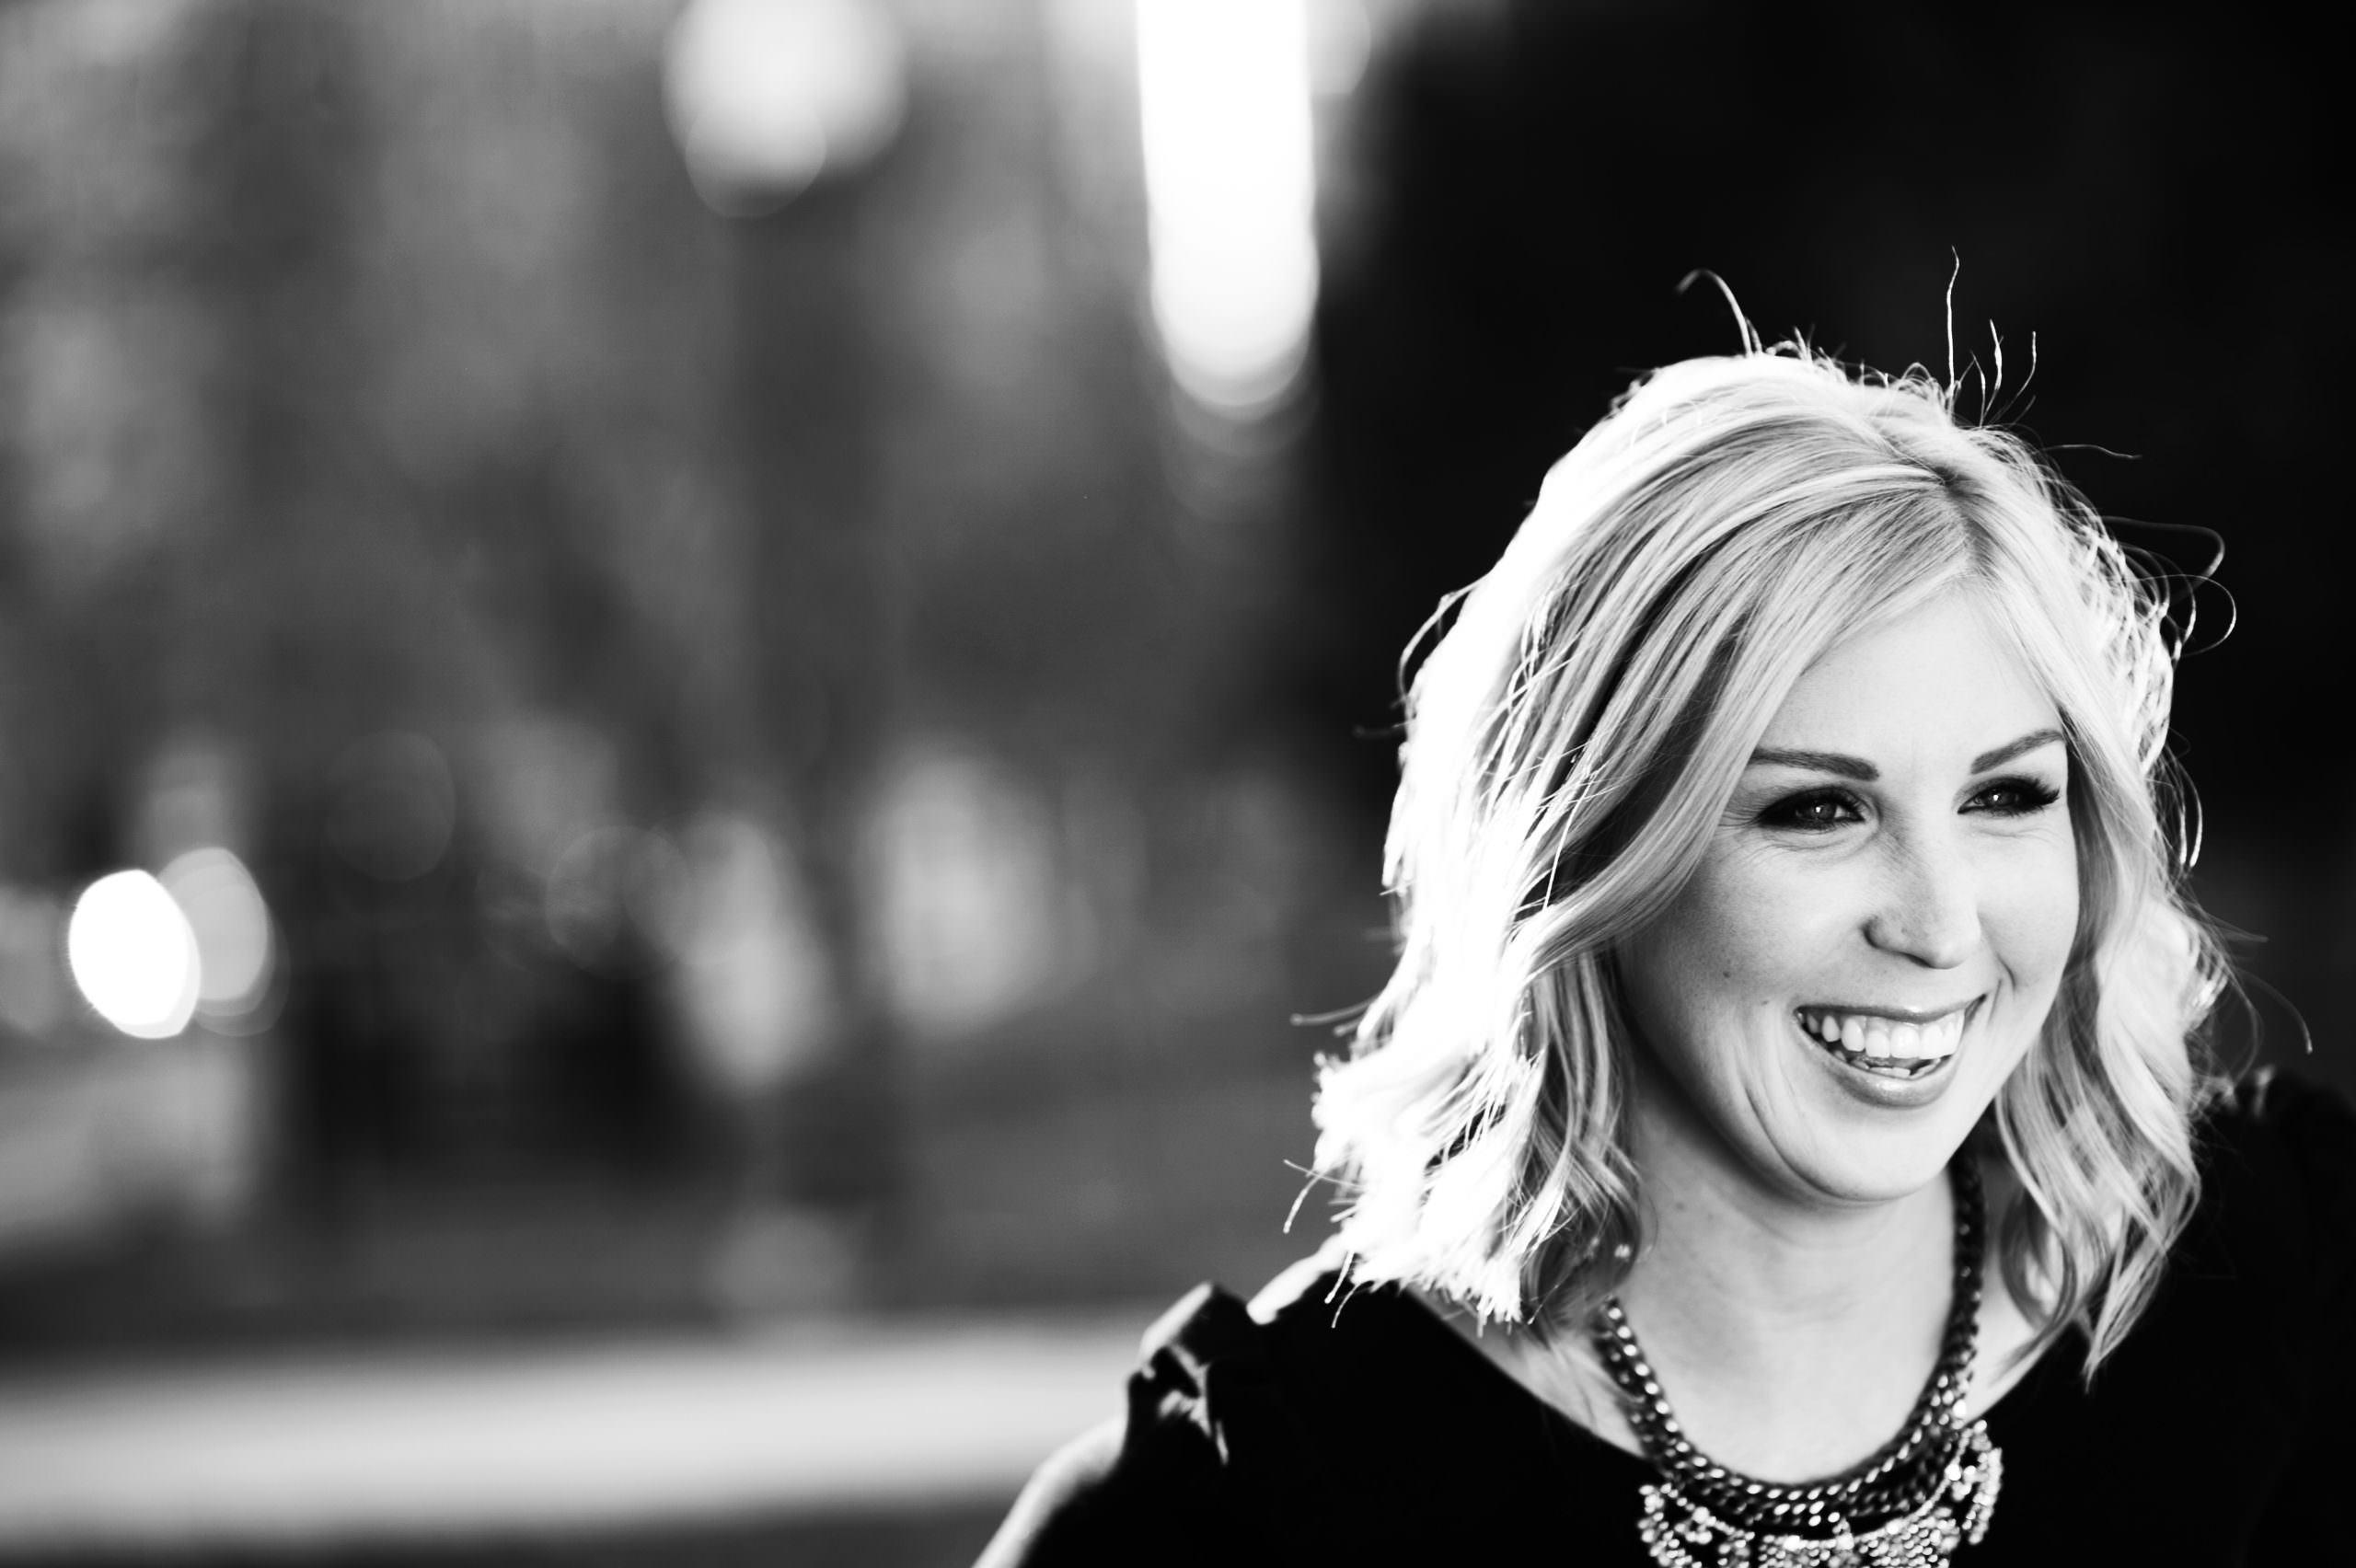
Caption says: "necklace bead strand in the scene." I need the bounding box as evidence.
[1592,1160,2004,1567]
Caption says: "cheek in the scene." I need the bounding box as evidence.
[1680,850,1839,988]
[1624,851,1815,1021]
[1992,834,2080,990]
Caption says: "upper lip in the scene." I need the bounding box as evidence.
[1796,997,1982,1024]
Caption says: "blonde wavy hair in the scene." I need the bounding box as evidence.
[1310,343,2229,1374]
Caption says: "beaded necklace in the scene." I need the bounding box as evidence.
[1591,1160,2004,1567]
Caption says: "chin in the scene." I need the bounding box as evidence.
[1774,1086,2004,1206]
[1789,1139,1969,1206]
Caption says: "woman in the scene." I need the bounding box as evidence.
[980,343,2353,1565]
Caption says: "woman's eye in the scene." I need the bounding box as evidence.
[1763,790,1862,831]
[1969,777,2062,816]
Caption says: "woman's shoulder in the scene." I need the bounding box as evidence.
[971,1251,1407,1567]
[2135,1066,2356,1401]
[976,1240,1634,1565]
[2152,1068,2356,1560]
[2060,1068,2356,1387]
[2189,1066,2356,1274]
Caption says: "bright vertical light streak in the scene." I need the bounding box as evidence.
[1136,0,1317,413]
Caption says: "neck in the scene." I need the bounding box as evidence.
[1623,1122,1955,1344]
[1609,1074,1960,1482]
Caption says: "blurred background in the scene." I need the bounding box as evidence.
[0,0,2345,1562]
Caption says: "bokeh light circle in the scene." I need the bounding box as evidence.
[160,847,276,1018]
[66,870,201,1039]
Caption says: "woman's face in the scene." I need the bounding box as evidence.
[1614,590,2079,1207]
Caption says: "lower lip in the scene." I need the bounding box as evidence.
[1796,1002,1979,1110]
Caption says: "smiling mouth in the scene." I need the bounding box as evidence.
[1794,1000,1980,1080]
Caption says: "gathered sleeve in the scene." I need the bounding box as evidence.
[975,1285,1320,1568]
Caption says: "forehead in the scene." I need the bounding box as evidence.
[1760,592,2059,753]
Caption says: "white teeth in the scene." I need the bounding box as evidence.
[1800,1005,1972,1061]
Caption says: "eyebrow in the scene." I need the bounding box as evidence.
[1747,727,2065,781]
[1968,727,2067,773]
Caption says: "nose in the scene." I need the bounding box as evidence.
[1865,829,1981,969]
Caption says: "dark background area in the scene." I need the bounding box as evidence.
[0,1,2345,1563]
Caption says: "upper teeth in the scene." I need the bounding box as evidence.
[1798,1006,1969,1061]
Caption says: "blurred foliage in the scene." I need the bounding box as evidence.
[0,0,1385,1349]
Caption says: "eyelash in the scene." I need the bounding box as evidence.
[1761,777,2062,832]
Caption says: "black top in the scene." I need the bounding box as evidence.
[979,1071,2356,1566]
